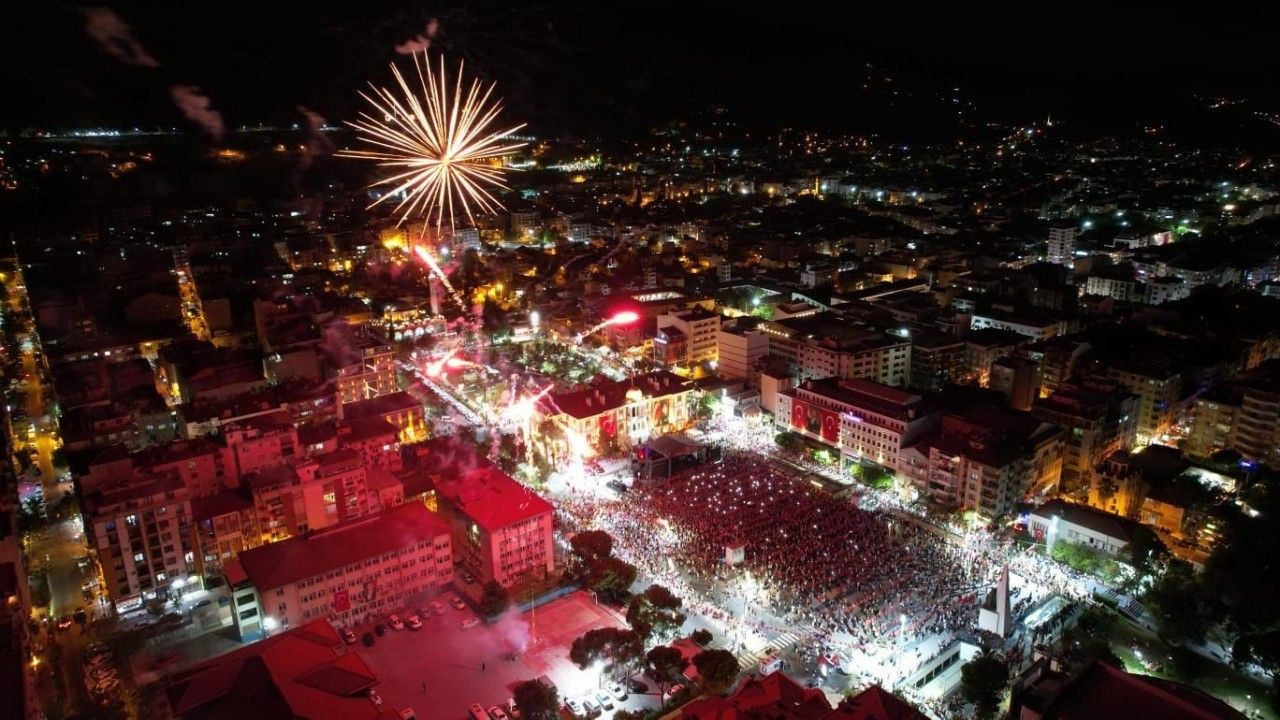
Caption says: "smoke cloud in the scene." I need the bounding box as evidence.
[170,85,224,139]
[395,18,439,55]
[491,607,532,653]
[297,105,335,170]
[81,7,159,68]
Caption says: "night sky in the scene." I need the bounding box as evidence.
[4,2,1277,140]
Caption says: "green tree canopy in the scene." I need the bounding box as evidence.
[626,584,686,640]
[693,648,741,695]
[570,627,644,676]
[512,679,559,720]
[570,530,615,564]
[960,650,1008,720]
[478,580,511,618]
[646,645,689,710]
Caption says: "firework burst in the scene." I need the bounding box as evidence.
[341,51,525,231]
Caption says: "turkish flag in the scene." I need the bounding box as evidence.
[333,588,350,613]
[653,400,668,423]
[791,400,807,429]
[600,414,616,437]
[822,410,839,442]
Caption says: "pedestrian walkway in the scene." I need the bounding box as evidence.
[734,628,810,670]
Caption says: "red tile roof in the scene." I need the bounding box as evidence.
[830,685,927,720]
[436,467,554,531]
[682,672,832,720]
[164,619,399,720]
[1037,661,1245,720]
[232,503,449,591]
[542,370,690,419]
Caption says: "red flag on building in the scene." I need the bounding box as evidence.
[333,588,350,613]
[821,409,839,442]
[791,400,807,429]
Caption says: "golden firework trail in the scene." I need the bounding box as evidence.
[341,50,525,231]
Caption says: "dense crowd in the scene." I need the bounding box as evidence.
[561,452,1007,653]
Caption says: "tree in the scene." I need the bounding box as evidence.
[1078,638,1123,669]
[775,431,800,452]
[693,649,741,694]
[612,711,645,720]
[1128,525,1170,573]
[512,679,559,720]
[1233,631,1280,677]
[691,629,713,646]
[16,497,47,535]
[478,581,511,618]
[570,530,615,565]
[570,627,644,676]
[1144,561,1216,645]
[586,556,637,600]
[646,645,688,710]
[627,584,686,640]
[959,650,1008,720]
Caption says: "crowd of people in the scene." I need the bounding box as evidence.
[559,452,1014,656]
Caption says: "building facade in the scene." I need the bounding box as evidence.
[436,468,556,588]
[225,503,452,637]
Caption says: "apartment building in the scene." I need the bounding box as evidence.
[225,503,452,637]
[775,377,938,470]
[435,467,554,588]
[86,475,198,611]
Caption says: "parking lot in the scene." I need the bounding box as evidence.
[355,589,667,719]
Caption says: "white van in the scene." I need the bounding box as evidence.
[759,652,784,675]
[468,703,491,720]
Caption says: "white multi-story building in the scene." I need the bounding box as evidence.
[775,377,937,469]
[655,308,721,366]
[970,311,1064,342]
[225,502,452,638]
[898,411,1063,517]
[1046,226,1078,266]
[537,371,695,451]
[716,322,769,381]
[763,313,911,386]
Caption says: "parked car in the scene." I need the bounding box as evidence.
[460,617,480,630]
[564,698,585,718]
[607,681,627,701]
[362,632,376,647]
[594,690,614,710]
[626,678,648,694]
[388,614,405,631]
[369,689,383,707]
[374,623,387,637]
[451,595,466,610]
[461,571,476,584]
[468,703,491,720]
[582,698,601,717]
[431,601,446,616]
[407,614,423,630]
[341,628,357,645]
[487,706,510,720]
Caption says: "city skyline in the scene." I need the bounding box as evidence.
[3,6,1280,720]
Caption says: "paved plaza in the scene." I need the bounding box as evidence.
[357,589,661,719]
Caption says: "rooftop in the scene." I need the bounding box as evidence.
[542,371,690,419]
[436,467,554,531]
[794,377,924,421]
[1016,659,1244,720]
[1030,499,1142,545]
[163,619,397,720]
[227,503,448,592]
